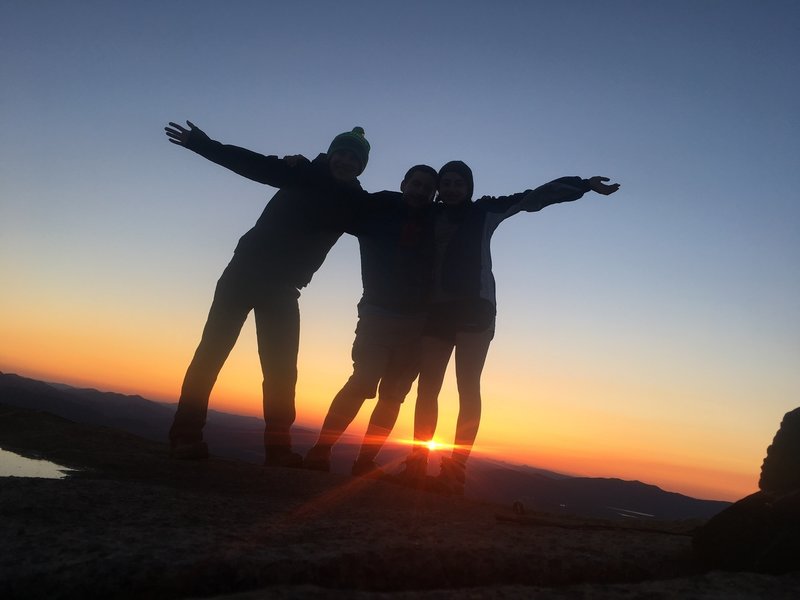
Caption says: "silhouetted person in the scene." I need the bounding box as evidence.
[164,121,370,466]
[304,165,438,476]
[401,161,620,494]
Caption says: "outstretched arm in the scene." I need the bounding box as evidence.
[588,176,620,195]
[165,120,206,147]
[163,120,300,187]
[520,175,620,211]
[479,175,620,225]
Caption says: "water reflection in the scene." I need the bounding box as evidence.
[0,448,74,479]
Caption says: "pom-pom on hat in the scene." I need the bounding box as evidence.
[328,126,371,173]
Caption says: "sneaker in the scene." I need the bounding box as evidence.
[351,456,386,479]
[264,448,304,469]
[303,445,332,472]
[170,440,209,460]
[395,448,428,485]
[435,456,466,496]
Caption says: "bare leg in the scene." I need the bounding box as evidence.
[313,312,396,450]
[315,379,369,449]
[356,399,402,462]
[358,336,420,462]
[451,327,493,465]
[413,336,455,444]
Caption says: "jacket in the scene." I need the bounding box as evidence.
[435,176,592,311]
[349,192,434,314]
[186,130,365,289]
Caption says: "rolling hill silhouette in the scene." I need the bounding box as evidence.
[0,371,728,519]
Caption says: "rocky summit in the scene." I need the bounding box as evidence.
[1,403,799,599]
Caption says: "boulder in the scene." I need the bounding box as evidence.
[759,407,800,492]
[693,407,800,573]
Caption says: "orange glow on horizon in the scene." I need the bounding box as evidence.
[1,343,762,504]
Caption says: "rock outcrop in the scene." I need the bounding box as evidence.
[760,407,800,493]
[3,403,799,598]
[693,407,800,573]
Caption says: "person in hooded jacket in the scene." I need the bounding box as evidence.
[400,160,620,494]
[164,121,371,467]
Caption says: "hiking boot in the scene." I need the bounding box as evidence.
[435,456,466,496]
[170,439,209,460]
[395,448,428,485]
[351,456,386,479]
[303,444,332,472]
[264,447,303,469]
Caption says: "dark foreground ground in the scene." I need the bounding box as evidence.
[1,403,798,599]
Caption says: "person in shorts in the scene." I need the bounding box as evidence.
[304,165,439,476]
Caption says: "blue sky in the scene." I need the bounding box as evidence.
[1,1,798,499]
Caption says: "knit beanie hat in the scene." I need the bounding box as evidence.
[328,127,370,173]
[438,160,474,201]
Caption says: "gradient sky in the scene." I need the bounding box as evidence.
[1,1,798,501]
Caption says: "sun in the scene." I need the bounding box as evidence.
[397,438,452,452]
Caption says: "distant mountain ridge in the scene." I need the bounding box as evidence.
[0,372,730,519]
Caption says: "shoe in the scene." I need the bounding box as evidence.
[170,440,209,460]
[435,456,466,496]
[303,445,332,472]
[351,456,386,479]
[264,448,304,468]
[395,448,428,485]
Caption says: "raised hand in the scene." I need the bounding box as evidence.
[165,120,206,147]
[588,176,620,195]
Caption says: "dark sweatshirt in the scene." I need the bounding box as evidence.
[185,129,365,289]
[349,192,434,315]
[434,176,592,312]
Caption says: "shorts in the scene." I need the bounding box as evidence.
[347,308,426,403]
[423,300,496,343]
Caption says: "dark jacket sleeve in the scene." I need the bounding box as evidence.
[518,176,591,212]
[476,176,591,221]
[185,129,301,188]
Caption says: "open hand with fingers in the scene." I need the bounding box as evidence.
[588,176,620,195]
[165,120,208,147]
